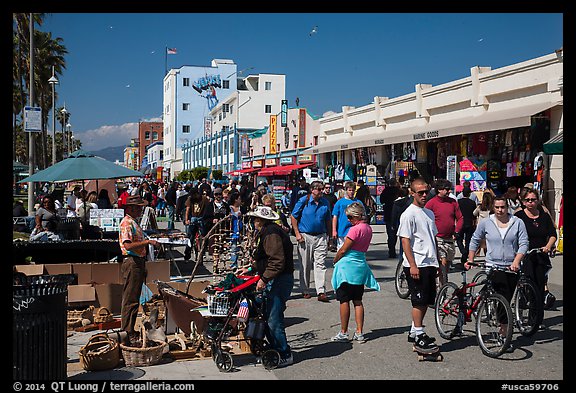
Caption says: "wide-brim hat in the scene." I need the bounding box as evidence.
[125,196,148,206]
[247,205,280,221]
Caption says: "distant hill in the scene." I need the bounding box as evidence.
[88,145,125,163]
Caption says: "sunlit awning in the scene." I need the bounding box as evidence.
[543,132,563,155]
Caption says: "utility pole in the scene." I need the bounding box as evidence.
[27,13,35,214]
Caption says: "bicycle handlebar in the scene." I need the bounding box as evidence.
[466,261,516,273]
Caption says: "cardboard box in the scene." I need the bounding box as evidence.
[146,260,171,294]
[167,280,209,301]
[91,262,121,284]
[14,264,45,276]
[68,284,96,303]
[45,263,73,276]
[94,283,123,315]
[72,263,92,284]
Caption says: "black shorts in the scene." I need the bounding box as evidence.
[404,266,437,307]
[335,282,365,303]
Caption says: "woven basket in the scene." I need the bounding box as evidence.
[79,333,120,371]
[143,299,166,321]
[120,326,167,367]
[94,307,114,324]
[68,306,94,323]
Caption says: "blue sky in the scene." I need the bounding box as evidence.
[40,13,563,152]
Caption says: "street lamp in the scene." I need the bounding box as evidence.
[48,67,58,165]
[60,105,68,157]
[66,122,72,155]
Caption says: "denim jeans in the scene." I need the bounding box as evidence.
[264,272,294,358]
[166,205,175,230]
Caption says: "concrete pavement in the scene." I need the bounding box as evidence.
[67,221,564,381]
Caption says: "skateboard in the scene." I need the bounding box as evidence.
[413,345,443,362]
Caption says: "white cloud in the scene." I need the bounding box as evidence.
[77,122,138,151]
[75,117,164,151]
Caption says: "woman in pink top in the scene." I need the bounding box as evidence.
[330,202,380,343]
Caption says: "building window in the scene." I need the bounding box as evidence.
[183,103,190,110]
[153,131,159,140]
[223,80,230,89]
[265,105,272,114]
[230,104,233,114]
[230,139,234,154]
[219,113,222,121]
[183,125,190,133]
[313,136,318,146]
[265,81,272,90]
[223,104,229,113]
[145,131,150,140]
[183,78,190,87]
[224,139,228,154]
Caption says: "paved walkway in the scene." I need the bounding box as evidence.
[67,221,563,381]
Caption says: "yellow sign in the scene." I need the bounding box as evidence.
[269,115,277,154]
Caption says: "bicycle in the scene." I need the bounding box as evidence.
[510,248,551,337]
[394,259,410,299]
[434,262,514,358]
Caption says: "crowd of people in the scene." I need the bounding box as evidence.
[15,173,559,366]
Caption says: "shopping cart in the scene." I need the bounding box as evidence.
[202,274,281,372]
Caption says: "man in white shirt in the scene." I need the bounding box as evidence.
[66,185,81,217]
[397,178,440,354]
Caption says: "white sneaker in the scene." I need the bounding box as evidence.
[277,353,293,368]
[353,332,366,343]
[331,331,350,342]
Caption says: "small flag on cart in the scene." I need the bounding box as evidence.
[237,298,249,322]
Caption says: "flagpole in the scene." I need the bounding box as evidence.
[164,46,167,76]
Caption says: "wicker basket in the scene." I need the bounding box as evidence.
[68,306,94,324]
[142,299,166,321]
[94,307,114,324]
[79,333,120,371]
[120,326,167,367]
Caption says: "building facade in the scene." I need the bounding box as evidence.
[181,72,286,175]
[162,59,238,178]
[310,50,563,221]
[138,121,163,170]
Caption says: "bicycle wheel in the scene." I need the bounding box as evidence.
[512,278,543,337]
[395,260,410,299]
[475,293,514,358]
[434,282,461,339]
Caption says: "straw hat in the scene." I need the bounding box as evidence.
[246,205,279,221]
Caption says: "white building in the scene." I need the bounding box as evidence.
[162,59,238,178]
[311,50,563,221]
[182,72,286,174]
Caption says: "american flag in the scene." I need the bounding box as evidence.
[237,298,249,322]
[167,47,177,55]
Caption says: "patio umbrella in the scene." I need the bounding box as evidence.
[18,149,144,183]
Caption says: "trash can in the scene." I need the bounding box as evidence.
[13,273,75,380]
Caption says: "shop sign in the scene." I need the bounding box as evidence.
[413,130,439,141]
[446,155,457,190]
[298,109,306,148]
[281,100,288,127]
[280,157,293,165]
[241,135,249,157]
[374,139,385,145]
[269,115,277,154]
[265,158,277,166]
[242,161,252,169]
[252,160,263,168]
[299,154,313,163]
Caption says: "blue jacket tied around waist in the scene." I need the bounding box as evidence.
[331,250,380,291]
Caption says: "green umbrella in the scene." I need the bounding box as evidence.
[18,149,144,183]
[13,161,27,174]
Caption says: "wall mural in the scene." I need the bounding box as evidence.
[193,74,222,110]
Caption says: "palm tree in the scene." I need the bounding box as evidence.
[13,13,67,167]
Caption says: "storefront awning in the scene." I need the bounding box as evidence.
[309,101,560,154]
[258,163,312,177]
[543,132,563,155]
[225,168,259,176]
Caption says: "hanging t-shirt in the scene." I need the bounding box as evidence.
[344,165,354,181]
[505,130,513,146]
[334,164,345,180]
[472,133,488,155]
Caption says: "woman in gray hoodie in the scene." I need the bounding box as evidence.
[465,196,529,351]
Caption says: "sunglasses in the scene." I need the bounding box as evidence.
[524,198,537,202]
[416,190,429,196]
